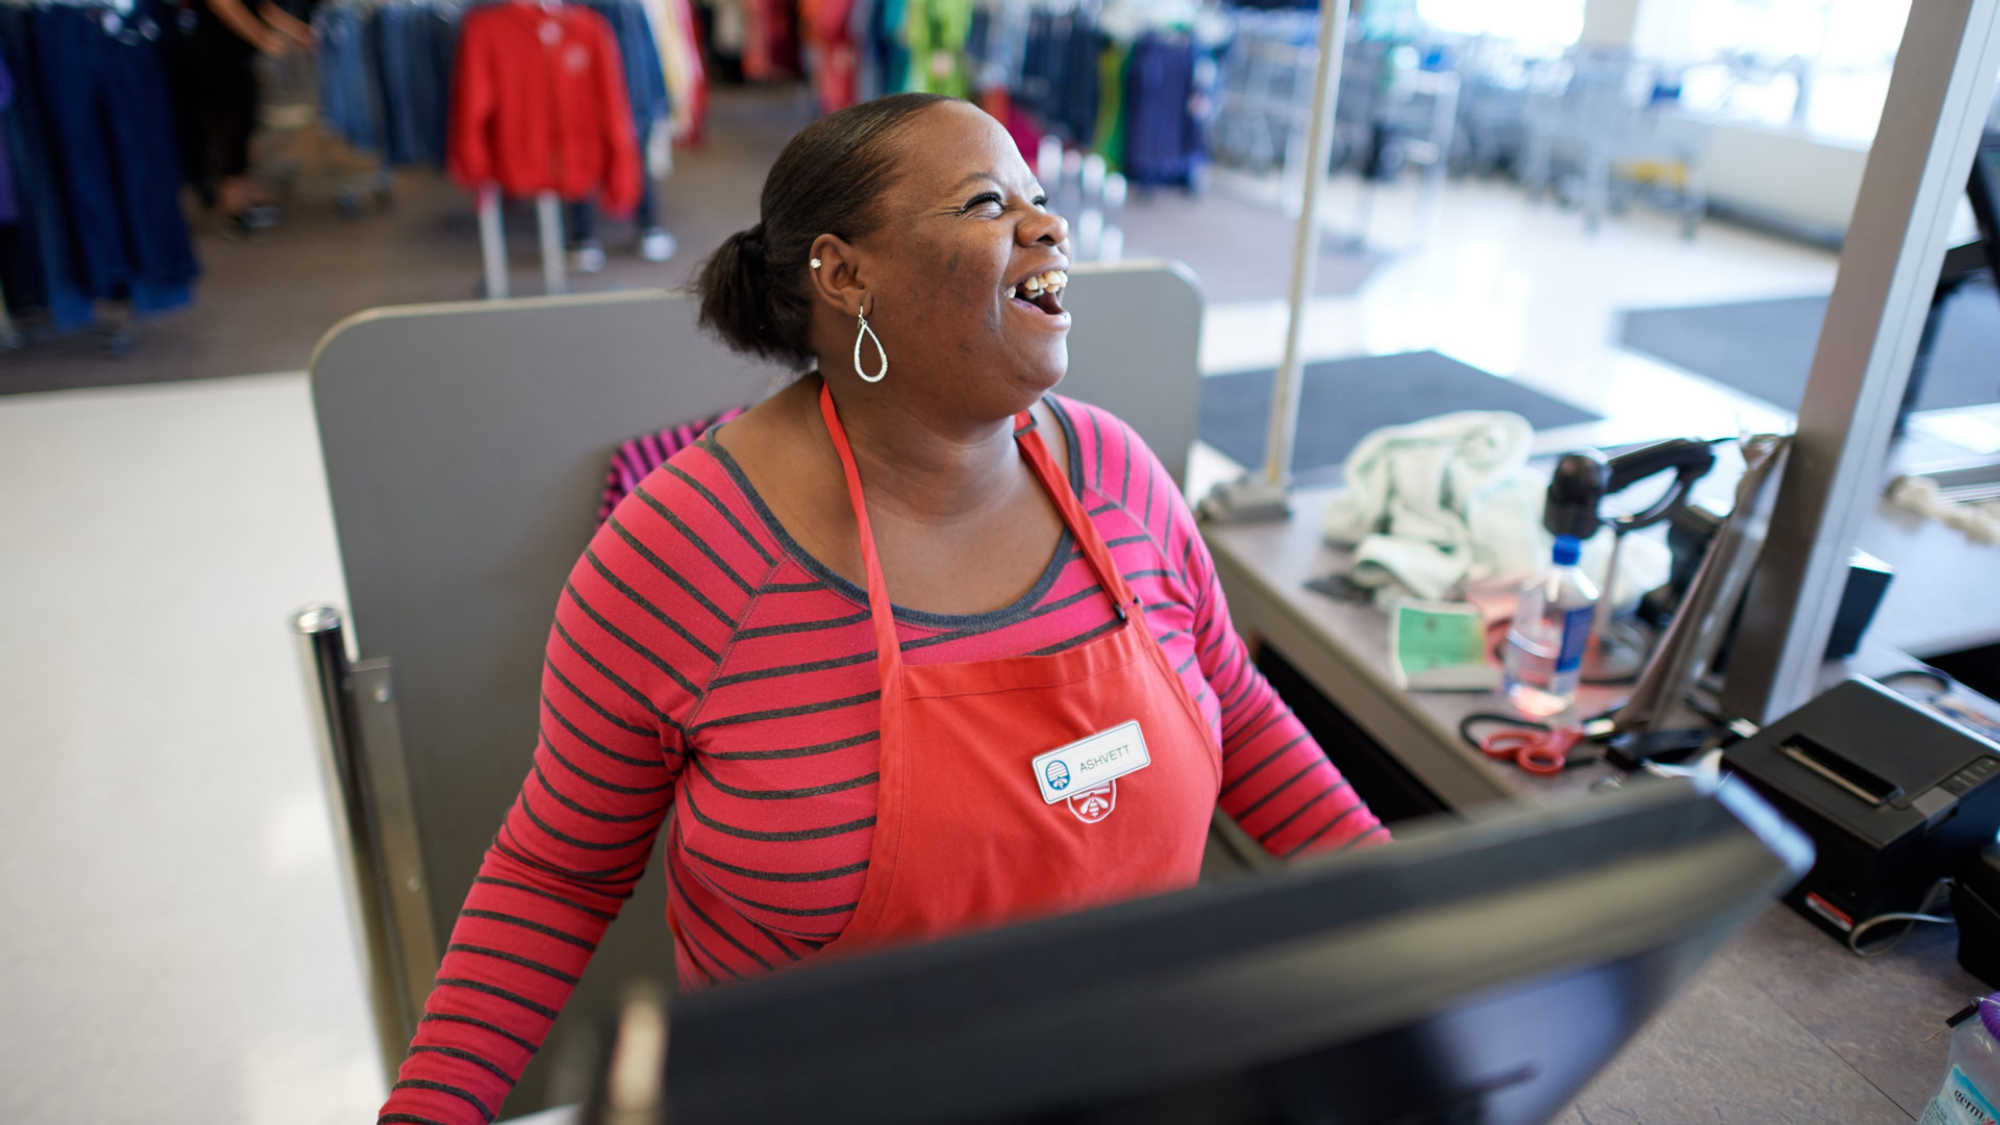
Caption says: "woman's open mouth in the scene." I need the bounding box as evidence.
[1005,269,1068,316]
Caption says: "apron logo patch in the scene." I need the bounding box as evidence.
[1067,782,1116,824]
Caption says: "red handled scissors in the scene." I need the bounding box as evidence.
[1459,713,1600,775]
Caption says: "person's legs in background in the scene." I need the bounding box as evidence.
[566,198,606,272]
[212,60,261,225]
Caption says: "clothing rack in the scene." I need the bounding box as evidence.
[475,187,570,297]
[447,0,687,294]
[311,0,673,292]
[0,0,198,350]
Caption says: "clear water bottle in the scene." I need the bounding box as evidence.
[1920,994,2000,1125]
[1502,536,1599,718]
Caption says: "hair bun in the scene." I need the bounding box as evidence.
[696,224,778,359]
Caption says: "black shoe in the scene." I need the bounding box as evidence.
[223,205,281,240]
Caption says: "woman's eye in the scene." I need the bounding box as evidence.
[963,192,1005,215]
[1031,195,1049,209]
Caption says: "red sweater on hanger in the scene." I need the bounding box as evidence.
[449,1,642,214]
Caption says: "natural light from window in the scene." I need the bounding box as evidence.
[1413,0,1585,53]
[1682,0,1910,143]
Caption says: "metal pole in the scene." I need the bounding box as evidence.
[293,605,412,1088]
[478,187,508,300]
[1723,0,2000,722]
[1200,0,1351,523]
[1263,0,1350,486]
[539,191,568,295]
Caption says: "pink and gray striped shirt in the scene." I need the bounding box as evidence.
[379,394,1385,1125]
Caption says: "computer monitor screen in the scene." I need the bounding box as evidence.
[627,777,1808,1125]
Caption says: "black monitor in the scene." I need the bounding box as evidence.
[579,777,1809,1125]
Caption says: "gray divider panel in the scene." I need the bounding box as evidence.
[1061,260,1203,484]
[309,263,1202,1116]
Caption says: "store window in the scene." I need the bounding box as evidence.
[1677,0,1910,143]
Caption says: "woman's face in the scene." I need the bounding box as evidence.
[851,102,1073,418]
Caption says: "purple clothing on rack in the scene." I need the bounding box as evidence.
[597,404,750,523]
[0,55,16,224]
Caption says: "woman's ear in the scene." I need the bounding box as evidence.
[807,234,868,317]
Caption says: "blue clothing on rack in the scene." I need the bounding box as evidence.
[564,0,668,241]
[372,6,422,163]
[315,4,378,150]
[582,0,668,141]
[0,54,15,225]
[6,1,196,324]
[361,8,404,163]
[0,4,91,328]
[1124,33,1202,187]
[355,3,452,166]
[421,5,454,160]
[869,0,908,94]
[1056,16,1100,144]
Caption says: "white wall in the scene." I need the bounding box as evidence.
[1697,118,1871,237]
[1583,0,1875,240]
[1580,0,1642,47]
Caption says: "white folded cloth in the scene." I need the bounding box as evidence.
[1322,411,1546,603]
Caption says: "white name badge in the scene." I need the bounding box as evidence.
[1031,720,1151,804]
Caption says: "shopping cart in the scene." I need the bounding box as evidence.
[255,50,392,218]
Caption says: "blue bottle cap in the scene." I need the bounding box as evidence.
[1551,536,1582,566]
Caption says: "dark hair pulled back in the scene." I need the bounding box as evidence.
[696,93,953,366]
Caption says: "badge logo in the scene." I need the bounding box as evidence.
[1067,782,1116,824]
[1044,760,1071,792]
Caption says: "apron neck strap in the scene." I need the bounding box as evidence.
[1012,414,1138,617]
[819,383,904,679]
[816,384,1140,674]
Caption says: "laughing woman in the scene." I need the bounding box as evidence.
[377,93,1385,1125]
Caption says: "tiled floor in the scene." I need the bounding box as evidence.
[0,129,1905,1125]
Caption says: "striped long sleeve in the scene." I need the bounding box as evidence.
[378,394,1383,1124]
[1068,403,1387,859]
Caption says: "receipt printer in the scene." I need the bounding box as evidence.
[1724,677,2000,943]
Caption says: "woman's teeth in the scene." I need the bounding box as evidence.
[1005,269,1068,301]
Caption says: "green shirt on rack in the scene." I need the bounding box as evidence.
[904,0,971,97]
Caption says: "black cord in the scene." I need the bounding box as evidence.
[1847,879,1956,958]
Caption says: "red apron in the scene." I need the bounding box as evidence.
[816,383,1223,956]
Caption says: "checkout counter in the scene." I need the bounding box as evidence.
[1196,455,1998,1122]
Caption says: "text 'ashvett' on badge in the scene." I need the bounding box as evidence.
[1031,720,1151,805]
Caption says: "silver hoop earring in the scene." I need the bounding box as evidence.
[853,302,888,384]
